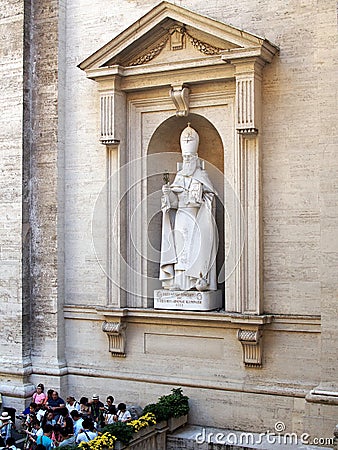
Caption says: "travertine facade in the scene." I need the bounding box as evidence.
[0,0,337,442]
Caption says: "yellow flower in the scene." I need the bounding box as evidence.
[127,412,156,433]
[80,432,117,450]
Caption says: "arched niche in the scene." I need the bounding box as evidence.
[146,113,225,301]
[147,113,224,168]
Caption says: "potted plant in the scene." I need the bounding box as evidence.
[77,432,117,450]
[101,412,157,448]
[145,388,189,432]
[126,412,157,438]
[102,421,134,447]
[142,402,170,423]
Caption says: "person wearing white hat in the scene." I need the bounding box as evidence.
[0,412,13,447]
[89,395,104,430]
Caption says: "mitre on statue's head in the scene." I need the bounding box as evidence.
[180,123,199,155]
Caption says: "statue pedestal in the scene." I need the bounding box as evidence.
[154,289,222,311]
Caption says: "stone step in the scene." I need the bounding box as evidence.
[166,425,334,450]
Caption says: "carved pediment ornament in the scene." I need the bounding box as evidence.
[189,35,223,55]
[169,25,186,51]
[128,26,224,67]
[129,36,169,66]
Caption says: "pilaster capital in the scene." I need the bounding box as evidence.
[99,87,126,145]
[234,60,263,134]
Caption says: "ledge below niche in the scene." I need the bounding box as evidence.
[95,306,273,327]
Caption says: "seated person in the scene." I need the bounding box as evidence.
[104,396,117,415]
[35,406,47,424]
[70,410,83,438]
[79,397,91,418]
[32,384,47,407]
[18,401,38,420]
[3,437,18,450]
[22,403,38,429]
[45,391,65,420]
[66,396,80,414]
[41,410,56,428]
[0,412,13,447]
[57,408,74,435]
[115,403,131,423]
[45,390,54,405]
[36,424,53,450]
[51,424,63,447]
[58,428,76,448]
[75,418,97,444]
[22,419,43,446]
[103,396,116,425]
[89,395,105,429]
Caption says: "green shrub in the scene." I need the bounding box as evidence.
[149,387,190,419]
[102,421,134,444]
[142,402,171,422]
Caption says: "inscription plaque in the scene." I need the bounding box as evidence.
[154,289,222,311]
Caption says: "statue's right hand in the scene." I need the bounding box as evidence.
[162,184,171,195]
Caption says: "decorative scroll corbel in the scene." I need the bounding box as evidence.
[237,328,263,368]
[170,84,190,117]
[102,320,127,357]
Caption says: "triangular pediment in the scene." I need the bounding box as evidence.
[79,1,277,72]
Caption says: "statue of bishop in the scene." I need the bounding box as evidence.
[160,123,218,291]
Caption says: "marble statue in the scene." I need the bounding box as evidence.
[159,123,218,291]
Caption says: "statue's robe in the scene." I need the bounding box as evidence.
[160,166,218,291]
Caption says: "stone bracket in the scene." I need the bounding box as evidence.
[102,319,127,357]
[170,84,190,117]
[237,328,263,368]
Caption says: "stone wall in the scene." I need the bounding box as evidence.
[0,0,65,410]
[26,0,65,374]
[0,0,337,440]
[0,0,28,403]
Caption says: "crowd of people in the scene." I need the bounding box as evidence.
[0,384,133,450]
